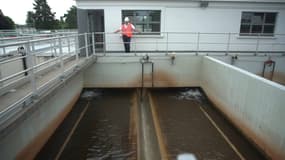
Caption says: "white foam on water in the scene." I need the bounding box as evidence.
[177,153,197,160]
[175,88,203,102]
[81,90,102,100]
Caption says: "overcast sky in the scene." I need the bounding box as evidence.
[0,0,76,25]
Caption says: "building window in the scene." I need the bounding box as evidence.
[240,12,277,36]
[122,10,161,35]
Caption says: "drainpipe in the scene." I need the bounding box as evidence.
[231,55,237,65]
[262,57,276,80]
[168,52,176,65]
[140,54,154,99]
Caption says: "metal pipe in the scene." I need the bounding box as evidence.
[75,35,79,63]
[92,32,96,56]
[85,33,89,58]
[196,32,200,53]
[255,34,260,55]
[59,37,64,75]
[68,37,71,54]
[166,32,169,54]
[226,33,231,55]
[26,41,37,95]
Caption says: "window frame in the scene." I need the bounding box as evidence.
[239,12,278,37]
[121,10,162,35]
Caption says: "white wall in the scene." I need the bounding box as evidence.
[77,0,285,52]
[201,56,285,159]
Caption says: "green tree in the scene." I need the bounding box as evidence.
[26,11,35,27]
[63,6,77,29]
[0,10,15,29]
[33,0,57,29]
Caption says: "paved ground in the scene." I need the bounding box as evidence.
[0,57,85,112]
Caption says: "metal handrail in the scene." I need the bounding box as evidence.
[0,32,94,130]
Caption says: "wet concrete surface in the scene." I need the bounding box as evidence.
[150,88,267,160]
[36,89,136,160]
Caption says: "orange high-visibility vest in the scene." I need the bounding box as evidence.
[121,23,133,37]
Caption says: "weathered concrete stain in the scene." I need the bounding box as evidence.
[153,70,177,87]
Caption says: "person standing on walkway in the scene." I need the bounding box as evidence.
[115,17,139,53]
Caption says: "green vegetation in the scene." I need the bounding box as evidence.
[0,9,15,29]
[32,0,57,29]
[63,6,77,29]
[26,1,77,30]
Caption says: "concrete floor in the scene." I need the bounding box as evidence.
[0,58,85,111]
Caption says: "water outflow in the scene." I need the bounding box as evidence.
[36,89,137,160]
[37,88,266,160]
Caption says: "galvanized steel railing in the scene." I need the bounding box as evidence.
[90,32,285,55]
[0,31,285,130]
[0,32,95,130]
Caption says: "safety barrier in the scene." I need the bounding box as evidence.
[0,32,95,131]
[91,32,285,54]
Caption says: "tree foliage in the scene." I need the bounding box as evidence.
[63,6,77,29]
[32,0,57,29]
[0,10,15,29]
[26,11,35,28]
[26,2,77,29]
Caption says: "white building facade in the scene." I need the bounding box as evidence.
[76,0,285,53]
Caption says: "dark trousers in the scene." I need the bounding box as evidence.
[122,35,131,53]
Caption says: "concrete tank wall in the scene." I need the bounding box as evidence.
[213,55,285,85]
[201,56,285,159]
[0,72,83,160]
[83,55,202,88]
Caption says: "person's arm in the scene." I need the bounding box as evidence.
[114,29,121,33]
[131,24,140,33]
[114,26,122,33]
[134,29,140,33]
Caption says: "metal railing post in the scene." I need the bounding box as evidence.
[103,32,106,56]
[31,36,35,52]
[50,40,53,56]
[226,32,231,55]
[3,47,6,55]
[67,36,71,54]
[255,33,260,55]
[134,35,137,54]
[25,41,37,95]
[53,38,57,57]
[196,32,200,53]
[166,32,169,54]
[59,37,64,75]
[85,33,89,58]
[75,35,79,63]
[92,32,96,56]
[156,39,158,51]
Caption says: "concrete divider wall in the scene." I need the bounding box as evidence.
[0,72,83,160]
[201,56,285,159]
[83,55,202,88]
